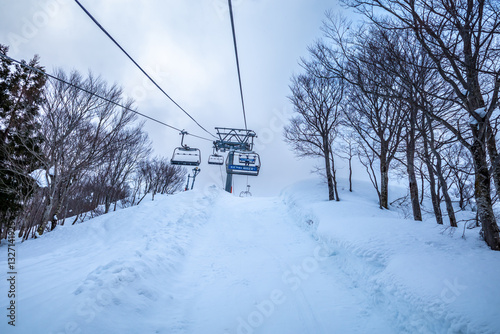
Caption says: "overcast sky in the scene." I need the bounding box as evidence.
[1,0,353,196]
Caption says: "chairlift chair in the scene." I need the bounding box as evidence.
[226,151,260,176]
[170,131,201,166]
[208,149,224,165]
[171,147,201,166]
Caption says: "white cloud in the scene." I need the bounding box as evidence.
[0,0,347,195]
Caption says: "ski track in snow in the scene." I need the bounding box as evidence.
[1,180,499,334]
[159,195,397,334]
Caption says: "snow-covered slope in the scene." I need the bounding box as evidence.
[282,179,500,334]
[1,179,499,334]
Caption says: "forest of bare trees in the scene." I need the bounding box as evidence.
[0,45,187,242]
[285,0,500,250]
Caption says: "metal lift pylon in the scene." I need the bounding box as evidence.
[212,127,259,193]
[225,172,233,193]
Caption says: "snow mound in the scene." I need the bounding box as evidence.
[281,178,500,334]
[1,186,220,334]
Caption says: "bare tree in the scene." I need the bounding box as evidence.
[34,70,137,235]
[156,159,187,195]
[343,0,500,249]
[134,157,186,204]
[334,127,357,192]
[342,27,407,209]
[421,112,458,227]
[391,32,459,225]
[442,143,475,210]
[284,60,344,201]
[96,125,151,213]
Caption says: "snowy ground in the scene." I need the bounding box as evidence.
[1,179,500,334]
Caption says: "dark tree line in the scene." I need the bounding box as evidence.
[0,45,45,240]
[0,45,187,242]
[285,1,500,250]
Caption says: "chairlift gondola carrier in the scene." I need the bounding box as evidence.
[170,131,201,166]
[226,150,260,176]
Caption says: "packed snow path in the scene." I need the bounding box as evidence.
[162,195,395,334]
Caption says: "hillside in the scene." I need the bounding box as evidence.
[1,179,499,334]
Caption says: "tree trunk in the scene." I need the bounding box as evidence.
[422,133,443,225]
[131,180,140,206]
[424,114,457,227]
[486,123,500,196]
[436,169,457,227]
[431,148,457,227]
[379,147,389,209]
[17,224,25,239]
[455,170,466,210]
[428,169,443,225]
[50,218,57,231]
[406,142,422,221]
[136,191,148,205]
[323,137,335,201]
[37,201,53,235]
[37,185,57,236]
[406,104,422,220]
[48,181,72,232]
[104,195,111,214]
[330,152,340,201]
[60,204,70,226]
[348,156,353,192]
[471,131,500,250]
[420,171,425,205]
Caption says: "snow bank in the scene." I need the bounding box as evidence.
[281,178,500,334]
[0,186,220,334]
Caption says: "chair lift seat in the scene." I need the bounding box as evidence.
[208,154,224,165]
[171,147,201,166]
[226,151,260,176]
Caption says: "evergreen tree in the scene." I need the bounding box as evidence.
[0,45,46,239]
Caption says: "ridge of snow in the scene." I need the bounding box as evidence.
[1,186,220,333]
[281,178,500,334]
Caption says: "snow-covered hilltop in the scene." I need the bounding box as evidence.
[1,179,499,334]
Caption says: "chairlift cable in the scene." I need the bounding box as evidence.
[0,53,213,142]
[185,133,213,142]
[73,0,217,139]
[227,0,248,130]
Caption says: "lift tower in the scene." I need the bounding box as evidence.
[213,127,259,193]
